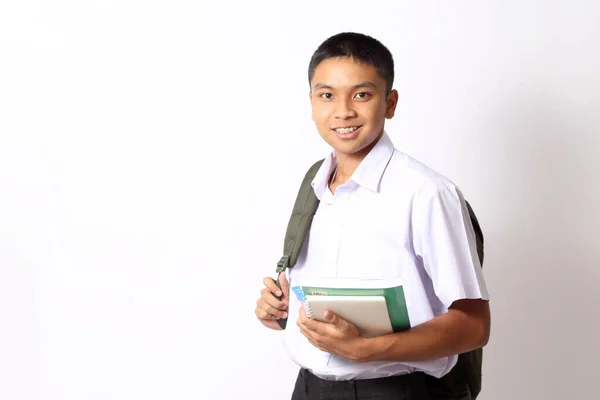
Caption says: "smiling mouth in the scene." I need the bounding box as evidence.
[332,125,362,134]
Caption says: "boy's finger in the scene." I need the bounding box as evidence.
[257,300,288,319]
[260,288,287,310]
[263,277,282,297]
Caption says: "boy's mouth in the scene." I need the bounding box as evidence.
[333,125,362,134]
[332,125,363,139]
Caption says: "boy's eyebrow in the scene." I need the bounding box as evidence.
[353,81,378,90]
[312,81,379,90]
[313,83,334,90]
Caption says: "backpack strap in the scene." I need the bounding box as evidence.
[465,200,484,265]
[275,159,324,329]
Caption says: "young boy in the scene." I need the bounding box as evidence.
[255,32,490,400]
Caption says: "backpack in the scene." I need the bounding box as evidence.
[274,159,485,399]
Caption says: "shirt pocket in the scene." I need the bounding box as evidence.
[336,205,412,279]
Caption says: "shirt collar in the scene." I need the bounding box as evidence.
[311,131,395,200]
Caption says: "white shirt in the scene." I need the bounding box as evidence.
[282,131,489,381]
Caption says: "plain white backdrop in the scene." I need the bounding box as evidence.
[1,1,599,399]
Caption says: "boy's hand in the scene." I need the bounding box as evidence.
[255,273,290,330]
[297,306,367,361]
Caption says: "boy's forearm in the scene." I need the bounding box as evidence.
[357,299,490,363]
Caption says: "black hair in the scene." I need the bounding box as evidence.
[308,32,395,93]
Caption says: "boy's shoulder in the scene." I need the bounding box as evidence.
[384,149,462,200]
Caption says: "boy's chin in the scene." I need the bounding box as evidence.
[330,140,369,157]
[328,134,379,155]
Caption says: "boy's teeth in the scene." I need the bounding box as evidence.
[335,126,359,134]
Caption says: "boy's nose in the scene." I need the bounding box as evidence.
[334,100,357,119]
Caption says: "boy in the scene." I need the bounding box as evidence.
[255,32,490,400]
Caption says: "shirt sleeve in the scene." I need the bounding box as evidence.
[412,181,489,309]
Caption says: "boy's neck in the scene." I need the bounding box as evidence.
[331,130,384,186]
[332,153,363,185]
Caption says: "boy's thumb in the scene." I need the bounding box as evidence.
[278,271,289,291]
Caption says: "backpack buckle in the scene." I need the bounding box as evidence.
[276,255,290,273]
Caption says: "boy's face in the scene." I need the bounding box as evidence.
[310,57,398,160]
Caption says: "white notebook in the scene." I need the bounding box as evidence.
[304,294,394,338]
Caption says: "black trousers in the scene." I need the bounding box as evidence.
[291,368,432,400]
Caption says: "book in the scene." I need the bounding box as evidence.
[292,277,410,338]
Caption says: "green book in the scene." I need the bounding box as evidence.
[292,277,410,338]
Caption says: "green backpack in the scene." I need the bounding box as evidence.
[275,160,485,399]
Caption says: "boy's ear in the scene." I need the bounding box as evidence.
[385,89,399,119]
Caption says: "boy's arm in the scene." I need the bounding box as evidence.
[357,298,490,362]
[297,297,490,362]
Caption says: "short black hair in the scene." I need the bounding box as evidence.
[308,32,395,93]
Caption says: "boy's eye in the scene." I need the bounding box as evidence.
[320,93,333,100]
[355,92,371,100]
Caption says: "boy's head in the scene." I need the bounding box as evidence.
[308,32,395,94]
[308,32,398,162]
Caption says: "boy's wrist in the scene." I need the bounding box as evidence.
[356,336,387,363]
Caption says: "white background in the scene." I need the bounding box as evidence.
[1,1,599,399]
